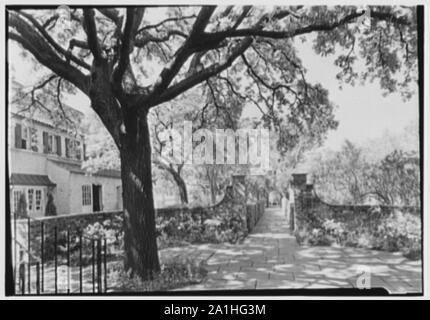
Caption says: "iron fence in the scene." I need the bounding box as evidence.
[11,213,110,295]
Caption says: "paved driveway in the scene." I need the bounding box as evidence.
[175,208,422,293]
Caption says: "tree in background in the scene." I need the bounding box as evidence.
[367,150,420,206]
[312,140,370,204]
[45,192,57,216]
[311,135,420,206]
[82,112,120,172]
[9,6,417,278]
[16,193,28,219]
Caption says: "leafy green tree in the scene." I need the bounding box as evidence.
[9,6,417,278]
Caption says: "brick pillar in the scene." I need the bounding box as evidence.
[289,173,313,231]
[232,174,248,206]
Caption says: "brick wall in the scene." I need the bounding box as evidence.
[22,177,267,260]
[289,173,420,232]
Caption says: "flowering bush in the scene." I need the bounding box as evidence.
[294,209,421,260]
[156,211,246,248]
[372,210,421,257]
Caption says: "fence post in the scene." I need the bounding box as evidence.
[41,222,44,292]
[79,235,83,294]
[36,262,40,295]
[92,239,95,293]
[67,230,71,294]
[54,227,58,294]
[19,262,25,295]
[27,217,31,294]
[97,239,102,293]
[13,212,17,292]
[103,238,107,293]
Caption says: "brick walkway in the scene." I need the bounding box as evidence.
[177,208,422,293]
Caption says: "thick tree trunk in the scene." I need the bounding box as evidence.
[171,170,188,204]
[120,110,160,279]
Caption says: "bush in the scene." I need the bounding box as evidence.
[294,209,421,260]
[45,193,57,216]
[16,193,27,219]
[108,257,207,292]
[156,211,247,248]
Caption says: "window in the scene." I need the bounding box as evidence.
[75,141,81,160]
[43,131,49,153]
[21,127,27,149]
[55,135,62,156]
[82,185,91,206]
[48,135,54,154]
[15,123,29,150]
[35,190,42,211]
[65,138,70,157]
[66,140,82,160]
[13,190,22,213]
[28,189,34,211]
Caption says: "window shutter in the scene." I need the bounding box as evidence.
[42,132,49,154]
[56,136,62,156]
[75,141,81,160]
[83,143,87,161]
[15,123,22,149]
[65,138,70,158]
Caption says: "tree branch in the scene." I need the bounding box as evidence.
[14,10,91,70]
[97,8,122,26]
[8,12,89,95]
[83,8,102,61]
[140,6,217,107]
[113,8,145,87]
[138,14,197,31]
[153,36,253,106]
[203,10,406,40]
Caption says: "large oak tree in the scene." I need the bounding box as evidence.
[8,5,417,278]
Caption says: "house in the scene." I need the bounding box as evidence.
[8,82,123,217]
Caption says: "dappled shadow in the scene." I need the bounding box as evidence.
[178,208,422,293]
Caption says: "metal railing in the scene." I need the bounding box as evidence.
[11,213,109,295]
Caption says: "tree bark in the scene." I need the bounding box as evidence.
[120,110,160,279]
[171,170,188,204]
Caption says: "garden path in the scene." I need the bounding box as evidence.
[176,207,422,293]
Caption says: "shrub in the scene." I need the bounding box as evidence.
[16,193,27,219]
[156,210,247,248]
[295,209,421,260]
[108,257,207,292]
[45,193,57,216]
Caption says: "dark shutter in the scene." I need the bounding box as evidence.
[43,132,49,154]
[75,141,81,160]
[65,138,70,158]
[15,123,22,149]
[56,136,62,156]
[83,143,87,161]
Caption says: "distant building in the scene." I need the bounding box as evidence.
[8,81,123,217]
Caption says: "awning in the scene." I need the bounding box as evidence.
[10,173,56,186]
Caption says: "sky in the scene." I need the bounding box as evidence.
[8,8,419,152]
[294,39,419,150]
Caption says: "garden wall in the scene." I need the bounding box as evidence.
[289,173,421,259]
[21,176,266,260]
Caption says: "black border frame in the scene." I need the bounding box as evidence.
[3,4,425,297]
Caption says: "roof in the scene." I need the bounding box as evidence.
[49,160,121,179]
[10,173,56,186]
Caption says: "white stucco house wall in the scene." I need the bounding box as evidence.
[8,82,123,217]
